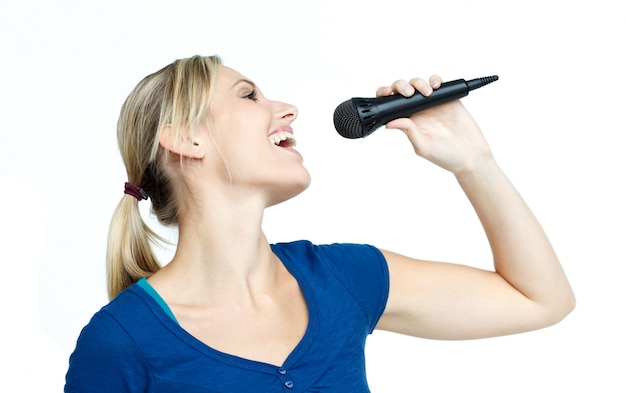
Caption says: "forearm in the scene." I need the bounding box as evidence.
[455,154,575,319]
[377,76,574,333]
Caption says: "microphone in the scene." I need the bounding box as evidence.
[333,76,499,139]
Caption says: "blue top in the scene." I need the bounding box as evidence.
[65,241,389,392]
[136,277,178,323]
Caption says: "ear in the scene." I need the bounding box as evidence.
[159,125,205,159]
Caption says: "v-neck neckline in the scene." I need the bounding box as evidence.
[135,244,317,371]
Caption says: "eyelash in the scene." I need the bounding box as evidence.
[244,90,258,101]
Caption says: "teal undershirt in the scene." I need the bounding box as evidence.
[136,278,179,324]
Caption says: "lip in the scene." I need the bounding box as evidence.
[268,126,302,158]
[268,126,294,138]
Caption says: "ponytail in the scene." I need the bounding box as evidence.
[106,195,162,299]
[105,55,221,299]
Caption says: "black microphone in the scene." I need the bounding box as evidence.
[333,76,499,139]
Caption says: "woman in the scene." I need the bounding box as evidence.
[65,55,575,392]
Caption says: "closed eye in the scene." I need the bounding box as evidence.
[233,79,259,102]
[244,89,258,101]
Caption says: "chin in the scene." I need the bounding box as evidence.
[267,173,311,207]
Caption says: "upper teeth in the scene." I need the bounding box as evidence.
[269,131,296,146]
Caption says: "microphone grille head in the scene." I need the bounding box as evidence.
[333,99,364,139]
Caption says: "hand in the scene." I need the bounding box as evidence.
[376,76,493,175]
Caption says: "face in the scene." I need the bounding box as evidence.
[199,65,311,206]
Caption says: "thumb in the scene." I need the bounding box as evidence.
[385,118,430,157]
[385,118,417,135]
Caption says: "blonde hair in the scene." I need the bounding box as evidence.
[106,55,221,299]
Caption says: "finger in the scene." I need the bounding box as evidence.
[385,118,426,155]
[391,79,415,97]
[375,86,394,97]
[409,77,433,96]
[385,118,414,133]
[429,75,442,89]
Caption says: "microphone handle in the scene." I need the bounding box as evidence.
[373,78,471,125]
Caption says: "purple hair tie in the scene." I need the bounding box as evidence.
[124,182,148,201]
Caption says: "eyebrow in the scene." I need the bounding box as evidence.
[232,78,256,89]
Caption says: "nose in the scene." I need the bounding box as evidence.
[273,100,298,122]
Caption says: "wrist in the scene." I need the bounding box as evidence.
[453,151,499,182]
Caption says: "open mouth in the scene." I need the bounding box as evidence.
[269,131,297,148]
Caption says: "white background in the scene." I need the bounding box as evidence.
[1,0,624,391]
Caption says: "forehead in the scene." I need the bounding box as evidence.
[215,65,250,88]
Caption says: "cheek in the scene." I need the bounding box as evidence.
[209,115,264,153]
[212,133,272,179]
[207,108,277,178]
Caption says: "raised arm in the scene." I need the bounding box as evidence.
[375,76,575,340]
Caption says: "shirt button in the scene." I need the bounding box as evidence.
[284,381,294,389]
[277,367,287,375]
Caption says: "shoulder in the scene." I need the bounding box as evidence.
[69,287,152,359]
[65,287,154,391]
[273,240,389,330]
[272,240,387,280]
[271,240,386,266]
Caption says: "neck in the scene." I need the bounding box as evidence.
[152,188,281,305]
